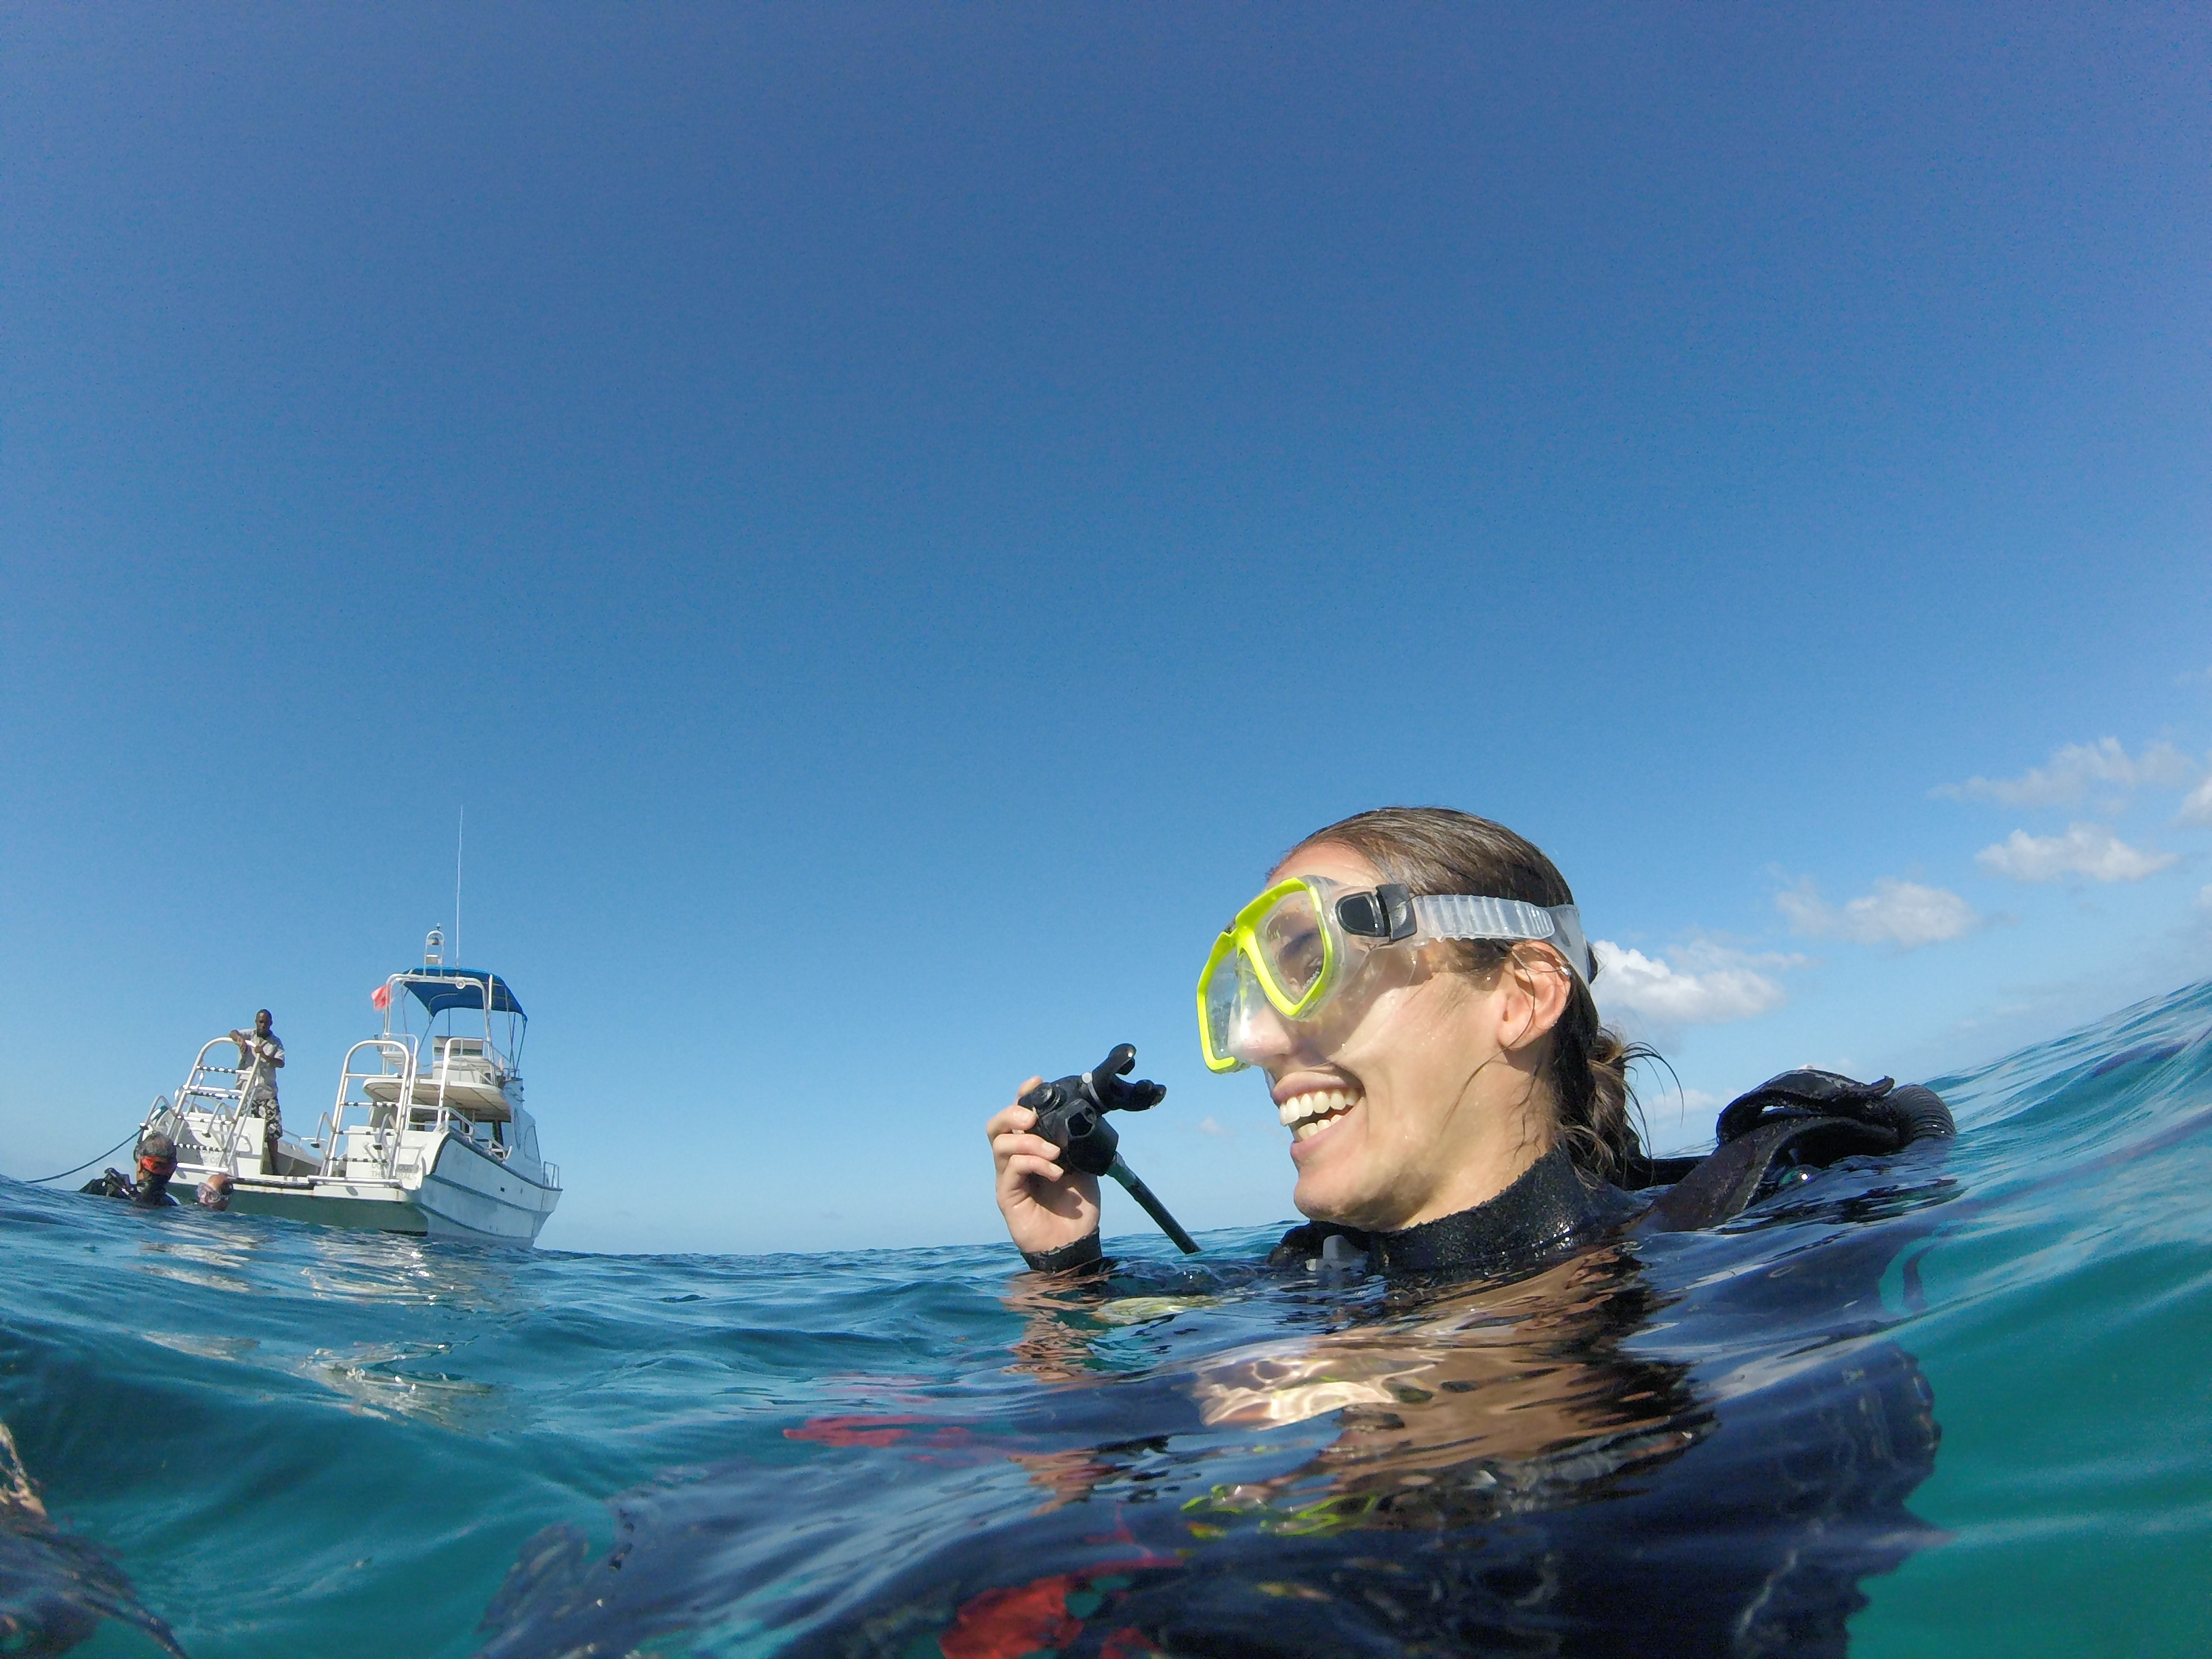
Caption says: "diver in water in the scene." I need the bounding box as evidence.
[956,806,1953,1655]
[991,805,1948,1279]
[81,1131,180,1207]
[477,808,1958,1659]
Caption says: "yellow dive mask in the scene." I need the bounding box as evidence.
[1195,876,1597,1073]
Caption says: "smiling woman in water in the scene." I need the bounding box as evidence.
[987,806,1655,1277]
[467,807,1975,1659]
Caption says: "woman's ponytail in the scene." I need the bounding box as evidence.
[1549,986,1650,1183]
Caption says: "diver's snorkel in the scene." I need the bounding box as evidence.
[1020,1044,1200,1255]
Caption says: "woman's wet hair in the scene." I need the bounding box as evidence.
[1288,806,1651,1183]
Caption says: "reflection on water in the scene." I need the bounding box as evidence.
[295,1343,500,1430]
[297,1231,519,1310]
[128,1261,258,1296]
[140,1238,262,1275]
[474,1214,1942,1658]
[1090,1296,1216,1328]
[140,1332,260,1363]
[1179,1250,1708,1534]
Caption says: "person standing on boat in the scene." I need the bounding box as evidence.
[230,1009,285,1174]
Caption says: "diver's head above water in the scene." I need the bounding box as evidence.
[1222,808,1635,1232]
[987,806,1647,1265]
[133,1130,179,1205]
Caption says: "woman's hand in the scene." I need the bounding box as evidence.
[988,1078,1101,1256]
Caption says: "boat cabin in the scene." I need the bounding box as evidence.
[348,963,538,1153]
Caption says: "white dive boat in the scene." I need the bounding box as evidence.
[152,935,561,1243]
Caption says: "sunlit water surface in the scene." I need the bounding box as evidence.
[5,982,2210,1656]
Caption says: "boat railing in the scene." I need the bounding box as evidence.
[164,1038,274,1176]
[139,1094,180,1145]
[408,1055,468,1143]
[321,1038,420,1181]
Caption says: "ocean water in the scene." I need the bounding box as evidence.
[4,982,2210,1658]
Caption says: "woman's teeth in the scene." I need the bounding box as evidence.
[1278,1088,1361,1141]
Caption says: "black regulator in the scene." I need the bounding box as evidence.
[1019,1044,1200,1254]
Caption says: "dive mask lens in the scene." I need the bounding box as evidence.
[1198,947,1253,1072]
[1253,886,1330,1006]
[1195,880,1345,1072]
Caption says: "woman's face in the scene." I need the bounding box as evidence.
[1241,842,1559,1232]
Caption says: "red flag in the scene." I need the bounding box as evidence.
[371,984,391,1011]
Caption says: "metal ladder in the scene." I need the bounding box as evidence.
[314,1038,422,1181]
[147,1039,274,1176]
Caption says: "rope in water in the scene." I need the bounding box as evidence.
[21,1128,143,1185]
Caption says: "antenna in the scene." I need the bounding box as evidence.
[454,806,465,966]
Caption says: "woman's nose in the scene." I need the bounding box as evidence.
[1231,998,1312,1070]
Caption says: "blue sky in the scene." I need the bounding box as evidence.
[3,5,2207,1254]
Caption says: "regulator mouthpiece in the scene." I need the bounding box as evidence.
[1018,1044,1198,1254]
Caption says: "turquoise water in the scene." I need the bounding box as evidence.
[5,982,2209,1656]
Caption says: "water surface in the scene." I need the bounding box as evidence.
[5,983,2209,1655]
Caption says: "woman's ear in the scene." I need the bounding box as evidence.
[1495,946,1572,1054]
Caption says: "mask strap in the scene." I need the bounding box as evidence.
[1408,895,1599,987]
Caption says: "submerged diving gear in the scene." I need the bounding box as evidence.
[1197,876,1596,1072]
[1019,1044,1200,1254]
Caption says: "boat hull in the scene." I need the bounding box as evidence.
[210,1132,558,1244]
[225,1180,430,1234]
[415,1131,560,1241]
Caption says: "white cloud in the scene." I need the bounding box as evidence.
[1660,937,1813,975]
[1975,823,2180,884]
[1593,940,1789,1030]
[2176,775,2212,829]
[1933,738,2195,808]
[1194,1115,1231,1138]
[1776,876,1982,949]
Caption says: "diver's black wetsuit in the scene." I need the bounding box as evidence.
[1266,1138,1639,1277]
[79,1169,177,1208]
[476,1075,1956,1659]
[979,1130,1948,1659]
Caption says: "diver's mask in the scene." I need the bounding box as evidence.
[1196,876,1597,1073]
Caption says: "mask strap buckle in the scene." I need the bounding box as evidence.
[1334,883,1418,943]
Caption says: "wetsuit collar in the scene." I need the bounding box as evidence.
[1371,1141,1613,1276]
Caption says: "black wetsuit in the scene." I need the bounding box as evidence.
[1266,1137,1640,1277]
[79,1170,177,1208]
